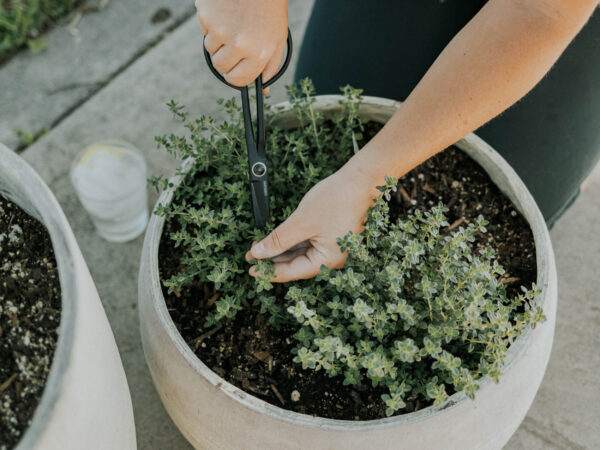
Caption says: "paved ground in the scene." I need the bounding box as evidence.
[0,0,195,150]
[3,1,599,448]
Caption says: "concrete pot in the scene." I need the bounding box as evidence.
[0,144,136,450]
[139,96,557,450]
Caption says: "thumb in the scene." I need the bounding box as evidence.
[247,213,307,260]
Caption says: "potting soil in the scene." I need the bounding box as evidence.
[0,195,60,449]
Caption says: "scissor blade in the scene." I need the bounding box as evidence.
[250,179,270,229]
[352,131,360,154]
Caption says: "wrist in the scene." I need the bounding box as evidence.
[340,147,390,203]
[345,136,404,184]
[344,110,437,195]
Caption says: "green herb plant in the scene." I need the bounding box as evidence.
[151,79,545,416]
[0,0,79,63]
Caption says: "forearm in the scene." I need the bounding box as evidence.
[349,0,598,190]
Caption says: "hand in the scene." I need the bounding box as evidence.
[245,161,381,282]
[196,0,288,90]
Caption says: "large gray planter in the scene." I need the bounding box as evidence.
[138,96,557,450]
[0,144,136,450]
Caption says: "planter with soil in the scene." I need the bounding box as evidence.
[0,143,136,450]
[139,91,557,450]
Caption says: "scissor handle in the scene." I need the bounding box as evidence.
[203,29,293,90]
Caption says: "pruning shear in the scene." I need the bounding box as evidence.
[203,30,293,229]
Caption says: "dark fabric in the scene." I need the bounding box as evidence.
[295,0,600,227]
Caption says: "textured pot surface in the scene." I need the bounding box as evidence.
[139,96,557,450]
[0,144,136,450]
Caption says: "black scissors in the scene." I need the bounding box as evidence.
[203,30,293,229]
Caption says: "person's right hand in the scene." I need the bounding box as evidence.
[245,156,383,283]
[195,0,288,89]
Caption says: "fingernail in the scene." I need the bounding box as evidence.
[253,241,266,257]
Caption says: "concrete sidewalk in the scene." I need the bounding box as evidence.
[6,0,600,448]
[0,0,195,150]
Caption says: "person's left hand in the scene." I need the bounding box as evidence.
[245,161,381,282]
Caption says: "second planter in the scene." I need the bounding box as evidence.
[0,143,136,450]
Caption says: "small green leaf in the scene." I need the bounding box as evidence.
[27,38,47,54]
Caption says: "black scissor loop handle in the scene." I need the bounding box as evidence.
[202,30,291,229]
[203,29,293,90]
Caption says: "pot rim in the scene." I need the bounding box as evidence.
[144,95,553,430]
[0,143,78,449]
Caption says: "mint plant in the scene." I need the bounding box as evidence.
[152,79,545,416]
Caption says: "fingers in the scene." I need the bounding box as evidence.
[248,239,348,282]
[271,241,311,263]
[245,213,307,261]
[200,20,285,88]
[204,36,262,86]
[197,14,207,35]
[195,1,209,35]
[203,32,223,55]
[196,0,289,88]
[210,45,242,74]
[264,247,329,283]
[261,41,287,94]
[205,37,267,87]
[224,56,266,87]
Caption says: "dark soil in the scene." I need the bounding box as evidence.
[0,196,61,449]
[159,122,537,421]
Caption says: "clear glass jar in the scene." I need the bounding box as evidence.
[70,140,148,243]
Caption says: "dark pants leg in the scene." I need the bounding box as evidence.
[295,0,600,227]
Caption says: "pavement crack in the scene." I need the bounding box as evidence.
[520,416,587,450]
[46,80,108,95]
[15,7,195,154]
